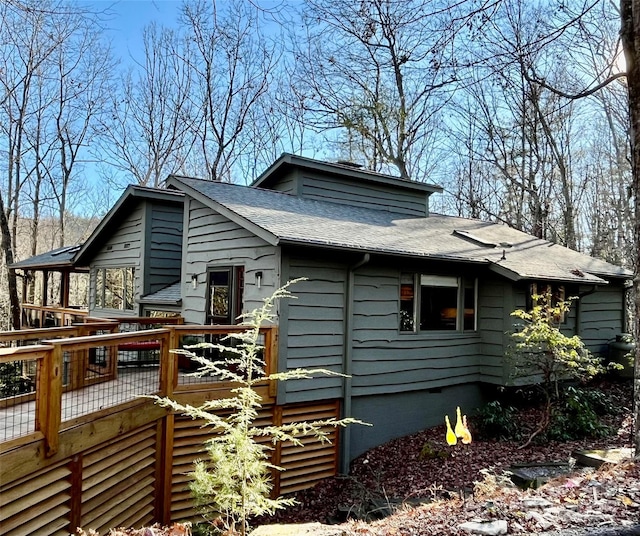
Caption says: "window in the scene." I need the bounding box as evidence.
[400,273,477,332]
[206,266,244,324]
[94,267,135,310]
[527,283,566,323]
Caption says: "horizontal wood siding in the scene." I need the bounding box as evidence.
[90,202,144,317]
[283,258,347,403]
[0,461,72,536]
[578,283,625,356]
[299,173,428,216]
[147,203,183,294]
[350,267,482,396]
[182,198,279,324]
[477,278,510,384]
[80,424,157,533]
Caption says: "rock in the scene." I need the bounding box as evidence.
[522,497,553,508]
[526,511,555,531]
[250,522,351,536]
[458,520,508,535]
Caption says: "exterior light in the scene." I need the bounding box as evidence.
[255,271,263,289]
[191,274,198,290]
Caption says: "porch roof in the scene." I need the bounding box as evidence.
[10,245,88,272]
[169,175,632,285]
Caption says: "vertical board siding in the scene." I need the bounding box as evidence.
[147,203,183,293]
[283,258,347,402]
[182,199,279,325]
[80,424,157,533]
[0,462,72,536]
[299,173,429,216]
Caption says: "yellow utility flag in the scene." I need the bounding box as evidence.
[455,406,465,438]
[461,414,472,444]
[445,415,457,446]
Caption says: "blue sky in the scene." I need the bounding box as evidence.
[89,1,183,63]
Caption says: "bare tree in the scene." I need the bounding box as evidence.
[180,0,278,182]
[97,23,195,188]
[0,0,112,328]
[619,0,640,456]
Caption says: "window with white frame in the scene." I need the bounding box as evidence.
[94,267,135,310]
[400,273,477,332]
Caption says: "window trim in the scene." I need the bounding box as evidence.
[205,265,245,325]
[399,272,478,333]
[94,266,136,311]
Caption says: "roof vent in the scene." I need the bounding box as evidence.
[336,160,363,169]
[51,245,81,256]
[453,229,497,248]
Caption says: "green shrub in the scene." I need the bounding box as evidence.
[547,386,612,441]
[475,400,521,441]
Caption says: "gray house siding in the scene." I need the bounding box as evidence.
[181,198,279,325]
[350,267,482,396]
[477,278,512,384]
[145,203,183,294]
[577,282,626,356]
[266,169,429,216]
[280,255,347,403]
[89,202,144,316]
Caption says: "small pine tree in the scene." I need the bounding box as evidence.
[509,291,606,447]
[154,280,366,535]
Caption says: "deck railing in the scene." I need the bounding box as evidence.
[21,303,89,328]
[0,323,277,456]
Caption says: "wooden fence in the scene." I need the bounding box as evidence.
[0,323,341,536]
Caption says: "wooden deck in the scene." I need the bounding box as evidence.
[0,322,278,455]
[0,322,341,536]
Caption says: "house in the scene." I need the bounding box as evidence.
[13,154,633,468]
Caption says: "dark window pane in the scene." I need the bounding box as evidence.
[420,285,458,330]
[400,273,416,332]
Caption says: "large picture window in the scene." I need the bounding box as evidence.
[400,273,477,332]
[206,266,244,324]
[95,267,135,310]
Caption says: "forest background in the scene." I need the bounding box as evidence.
[0,0,636,332]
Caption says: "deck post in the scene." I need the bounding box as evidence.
[38,343,62,457]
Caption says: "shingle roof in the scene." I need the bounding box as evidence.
[139,281,182,305]
[170,176,632,284]
[10,245,86,271]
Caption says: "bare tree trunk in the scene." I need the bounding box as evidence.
[0,190,21,329]
[620,0,640,457]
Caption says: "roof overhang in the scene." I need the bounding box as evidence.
[10,245,89,272]
[252,153,444,194]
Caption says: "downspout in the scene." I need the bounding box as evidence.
[340,253,370,474]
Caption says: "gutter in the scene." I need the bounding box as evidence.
[340,253,370,474]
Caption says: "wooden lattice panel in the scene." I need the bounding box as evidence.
[80,424,157,533]
[0,461,72,536]
[277,401,340,495]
